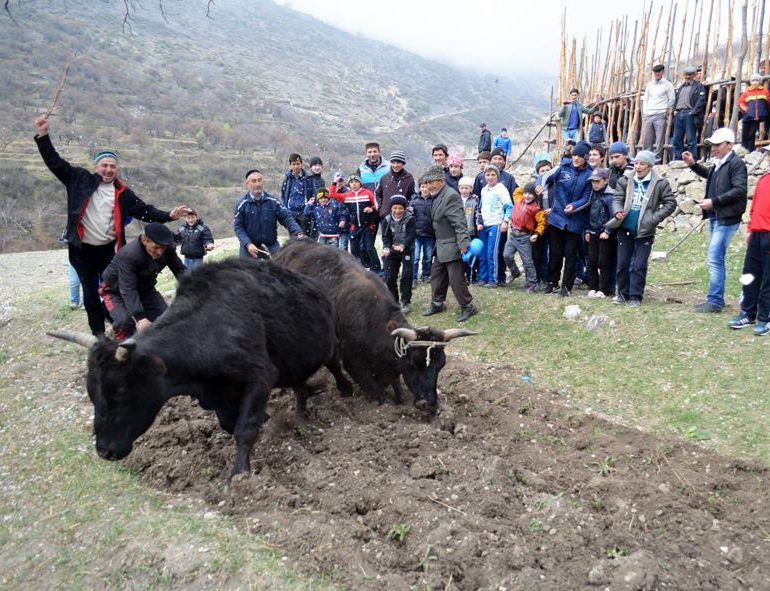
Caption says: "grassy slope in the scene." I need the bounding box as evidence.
[0,229,766,588]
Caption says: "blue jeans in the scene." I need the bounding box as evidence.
[563,129,580,142]
[413,236,435,280]
[338,232,350,252]
[68,263,81,305]
[706,218,739,308]
[184,257,204,270]
[671,112,698,160]
[478,225,501,284]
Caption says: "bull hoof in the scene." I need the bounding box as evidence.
[338,379,354,397]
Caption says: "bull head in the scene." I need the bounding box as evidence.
[390,326,477,411]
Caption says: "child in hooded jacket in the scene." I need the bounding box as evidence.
[584,168,617,298]
[382,195,416,313]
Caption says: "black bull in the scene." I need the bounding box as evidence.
[272,240,476,409]
[48,258,352,477]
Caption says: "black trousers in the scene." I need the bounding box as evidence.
[100,287,168,341]
[616,230,654,301]
[496,230,508,284]
[548,226,581,290]
[431,258,473,307]
[586,233,617,294]
[68,242,117,336]
[531,228,549,283]
[741,231,770,322]
[384,251,413,305]
[742,119,761,152]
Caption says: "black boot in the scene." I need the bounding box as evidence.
[458,303,478,323]
[421,302,446,317]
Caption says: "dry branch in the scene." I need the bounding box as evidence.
[45,65,70,119]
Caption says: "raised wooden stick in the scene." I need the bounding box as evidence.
[730,0,749,131]
[45,65,70,118]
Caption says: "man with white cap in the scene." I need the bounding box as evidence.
[671,65,707,160]
[683,128,748,313]
[728,145,770,336]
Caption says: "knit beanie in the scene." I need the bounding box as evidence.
[485,164,500,176]
[447,153,465,167]
[458,176,475,188]
[421,165,445,182]
[634,150,655,166]
[572,141,591,158]
[608,141,629,156]
[389,194,408,208]
[309,156,323,166]
[389,150,407,163]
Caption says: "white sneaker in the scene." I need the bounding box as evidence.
[612,295,624,305]
[595,291,606,299]
[587,290,597,298]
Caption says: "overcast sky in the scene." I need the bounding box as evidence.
[277,0,645,77]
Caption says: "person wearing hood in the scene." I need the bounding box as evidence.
[174,208,214,270]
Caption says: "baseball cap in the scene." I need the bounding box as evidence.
[706,128,736,144]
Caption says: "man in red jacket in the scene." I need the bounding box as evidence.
[34,115,189,337]
[728,145,770,336]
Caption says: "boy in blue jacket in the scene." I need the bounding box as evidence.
[304,188,349,248]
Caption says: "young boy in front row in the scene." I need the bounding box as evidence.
[458,176,480,284]
[584,168,616,298]
[382,194,416,314]
[304,188,348,248]
[503,182,545,292]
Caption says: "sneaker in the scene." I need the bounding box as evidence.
[594,291,606,299]
[458,303,478,323]
[510,270,522,282]
[728,312,756,329]
[421,302,446,317]
[526,283,538,293]
[543,284,557,294]
[612,295,625,305]
[558,286,571,297]
[476,281,487,287]
[400,303,411,315]
[693,302,723,313]
[487,283,498,289]
[587,290,597,298]
[627,299,641,308]
[753,321,770,336]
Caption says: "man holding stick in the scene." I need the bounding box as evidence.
[34,114,190,337]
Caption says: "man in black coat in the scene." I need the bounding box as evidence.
[478,123,492,153]
[34,115,189,337]
[671,66,707,160]
[100,222,185,341]
[682,127,748,313]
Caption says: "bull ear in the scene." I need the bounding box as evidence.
[46,330,98,349]
[391,327,418,342]
[441,328,477,342]
[114,338,137,362]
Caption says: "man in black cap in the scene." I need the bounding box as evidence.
[478,123,492,153]
[33,114,190,337]
[99,222,186,341]
[642,64,674,163]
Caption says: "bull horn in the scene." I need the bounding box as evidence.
[441,328,478,342]
[391,327,418,342]
[114,338,137,362]
[46,330,98,349]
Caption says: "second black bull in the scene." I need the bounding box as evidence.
[273,240,475,410]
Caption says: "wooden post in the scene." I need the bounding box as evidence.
[701,0,716,79]
[759,0,768,73]
[724,0,736,127]
[730,1,749,131]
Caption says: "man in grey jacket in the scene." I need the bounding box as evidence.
[420,166,478,323]
[606,150,677,306]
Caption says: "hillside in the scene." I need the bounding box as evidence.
[0,0,550,252]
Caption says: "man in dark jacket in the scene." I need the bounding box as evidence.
[478,123,492,153]
[683,128,748,313]
[234,169,304,259]
[420,166,478,322]
[34,115,188,337]
[99,222,185,341]
[174,209,214,270]
[671,66,707,160]
[280,153,315,235]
